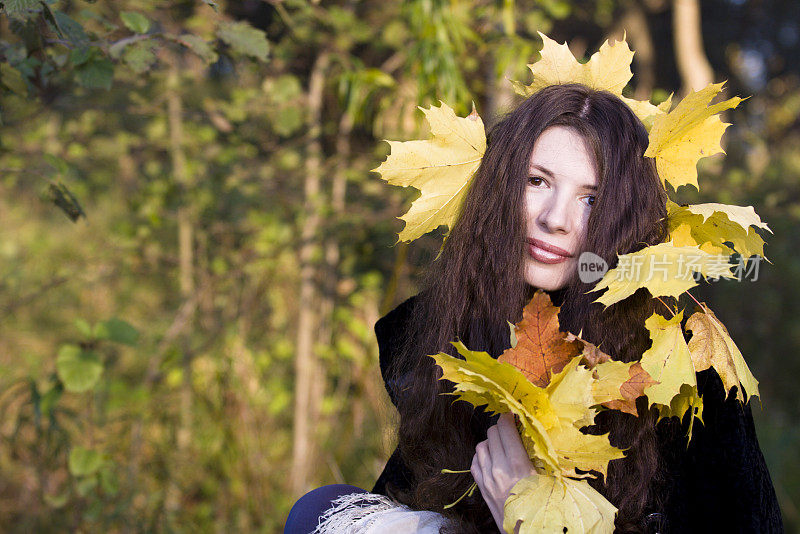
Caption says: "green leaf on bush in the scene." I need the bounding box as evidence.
[75,56,114,90]
[2,0,40,20]
[75,318,93,338]
[56,344,102,392]
[217,21,269,62]
[122,41,156,74]
[69,47,92,67]
[177,34,218,64]
[0,63,28,95]
[44,154,71,175]
[272,106,303,137]
[120,11,151,34]
[68,446,103,477]
[95,318,139,346]
[54,11,90,47]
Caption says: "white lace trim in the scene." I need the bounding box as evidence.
[312,491,450,533]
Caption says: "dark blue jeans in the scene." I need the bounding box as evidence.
[284,484,369,534]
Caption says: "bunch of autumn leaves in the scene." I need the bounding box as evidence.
[435,289,757,533]
[373,32,768,534]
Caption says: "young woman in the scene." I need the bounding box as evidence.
[285,83,783,533]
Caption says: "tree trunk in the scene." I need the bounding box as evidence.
[165,64,197,514]
[611,1,656,100]
[290,51,331,497]
[672,0,714,94]
[485,54,516,126]
[316,105,355,432]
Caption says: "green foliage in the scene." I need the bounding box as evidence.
[173,34,218,64]
[0,62,27,94]
[95,318,140,346]
[1,0,41,20]
[120,11,151,34]
[68,447,104,477]
[217,20,270,61]
[56,345,103,393]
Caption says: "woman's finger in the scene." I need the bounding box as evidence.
[486,423,505,469]
[472,442,487,486]
[497,413,532,470]
[471,450,483,484]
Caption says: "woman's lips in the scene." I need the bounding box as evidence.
[527,238,572,264]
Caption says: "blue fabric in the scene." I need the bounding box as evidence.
[284,484,368,534]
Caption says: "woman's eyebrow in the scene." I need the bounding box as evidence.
[529,164,597,191]
[529,164,555,178]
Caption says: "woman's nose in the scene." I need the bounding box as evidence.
[537,196,571,234]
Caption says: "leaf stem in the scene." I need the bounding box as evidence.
[656,297,676,317]
[443,481,477,509]
[684,290,706,312]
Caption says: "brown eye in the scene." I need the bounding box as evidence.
[528,176,544,186]
[582,195,596,207]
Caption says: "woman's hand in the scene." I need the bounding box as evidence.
[471,413,537,534]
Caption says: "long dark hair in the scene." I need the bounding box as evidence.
[387,83,673,532]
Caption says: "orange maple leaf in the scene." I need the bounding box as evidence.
[564,332,612,367]
[498,291,583,387]
[602,362,658,416]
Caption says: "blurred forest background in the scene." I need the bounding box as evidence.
[0,0,798,532]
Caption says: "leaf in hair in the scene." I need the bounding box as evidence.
[644,81,745,191]
[371,101,485,243]
[511,31,670,129]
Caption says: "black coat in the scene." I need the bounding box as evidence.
[370,294,784,533]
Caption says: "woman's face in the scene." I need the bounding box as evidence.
[524,126,598,290]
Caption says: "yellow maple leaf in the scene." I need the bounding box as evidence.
[545,355,597,425]
[620,94,674,130]
[644,81,745,191]
[588,241,737,307]
[591,360,636,406]
[504,474,617,534]
[516,31,633,94]
[683,202,771,233]
[547,423,626,480]
[371,102,485,243]
[667,200,771,265]
[685,304,760,403]
[668,221,728,255]
[511,32,670,128]
[432,341,561,472]
[433,342,625,480]
[656,383,705,440]
[639,311,702,425]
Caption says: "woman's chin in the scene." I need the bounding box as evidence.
[524,274,566,292]
[524,263,570,291]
